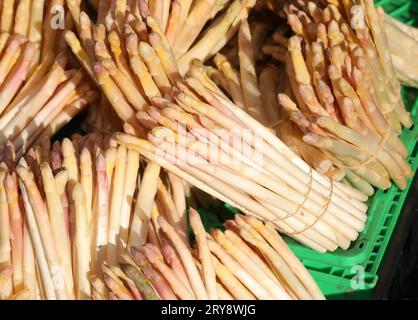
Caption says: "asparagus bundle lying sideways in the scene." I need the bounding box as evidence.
[63,1,370,252]
[91,211,325,300]
[0,1,98,158]
[0,133,324,299]
[244,0,413,194]
[0,48,97,158]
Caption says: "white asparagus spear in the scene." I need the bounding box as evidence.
[128,161,160,248]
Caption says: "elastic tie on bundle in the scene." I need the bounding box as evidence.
[341,127,391,170]
[287,177,334,235]
[273,167,313,222]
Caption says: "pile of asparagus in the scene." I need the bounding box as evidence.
[67,0,369,252]
[64,0,262,139]
[66,0,258,76]
[91,211,325,300]
[228,0,412,195]
[0,133,325,300]
[0,1,97,158]
[67,0,370,252]
[0,133,170,299]
[1,0,418,300]
[65,0,417,194]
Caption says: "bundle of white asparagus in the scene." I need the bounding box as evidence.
[224,0,413,195]
[91,211,325,300]
[0,133,325,300]
[61,0,371,253]
[0,133,170,299]
[64,0,262,136]
[65,0,258,76]
[0,1,98,158]
[0,49,98,158]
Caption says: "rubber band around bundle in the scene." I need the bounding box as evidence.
[272,167,314,222]
[286,177,334,236]
[340,127,391,170]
